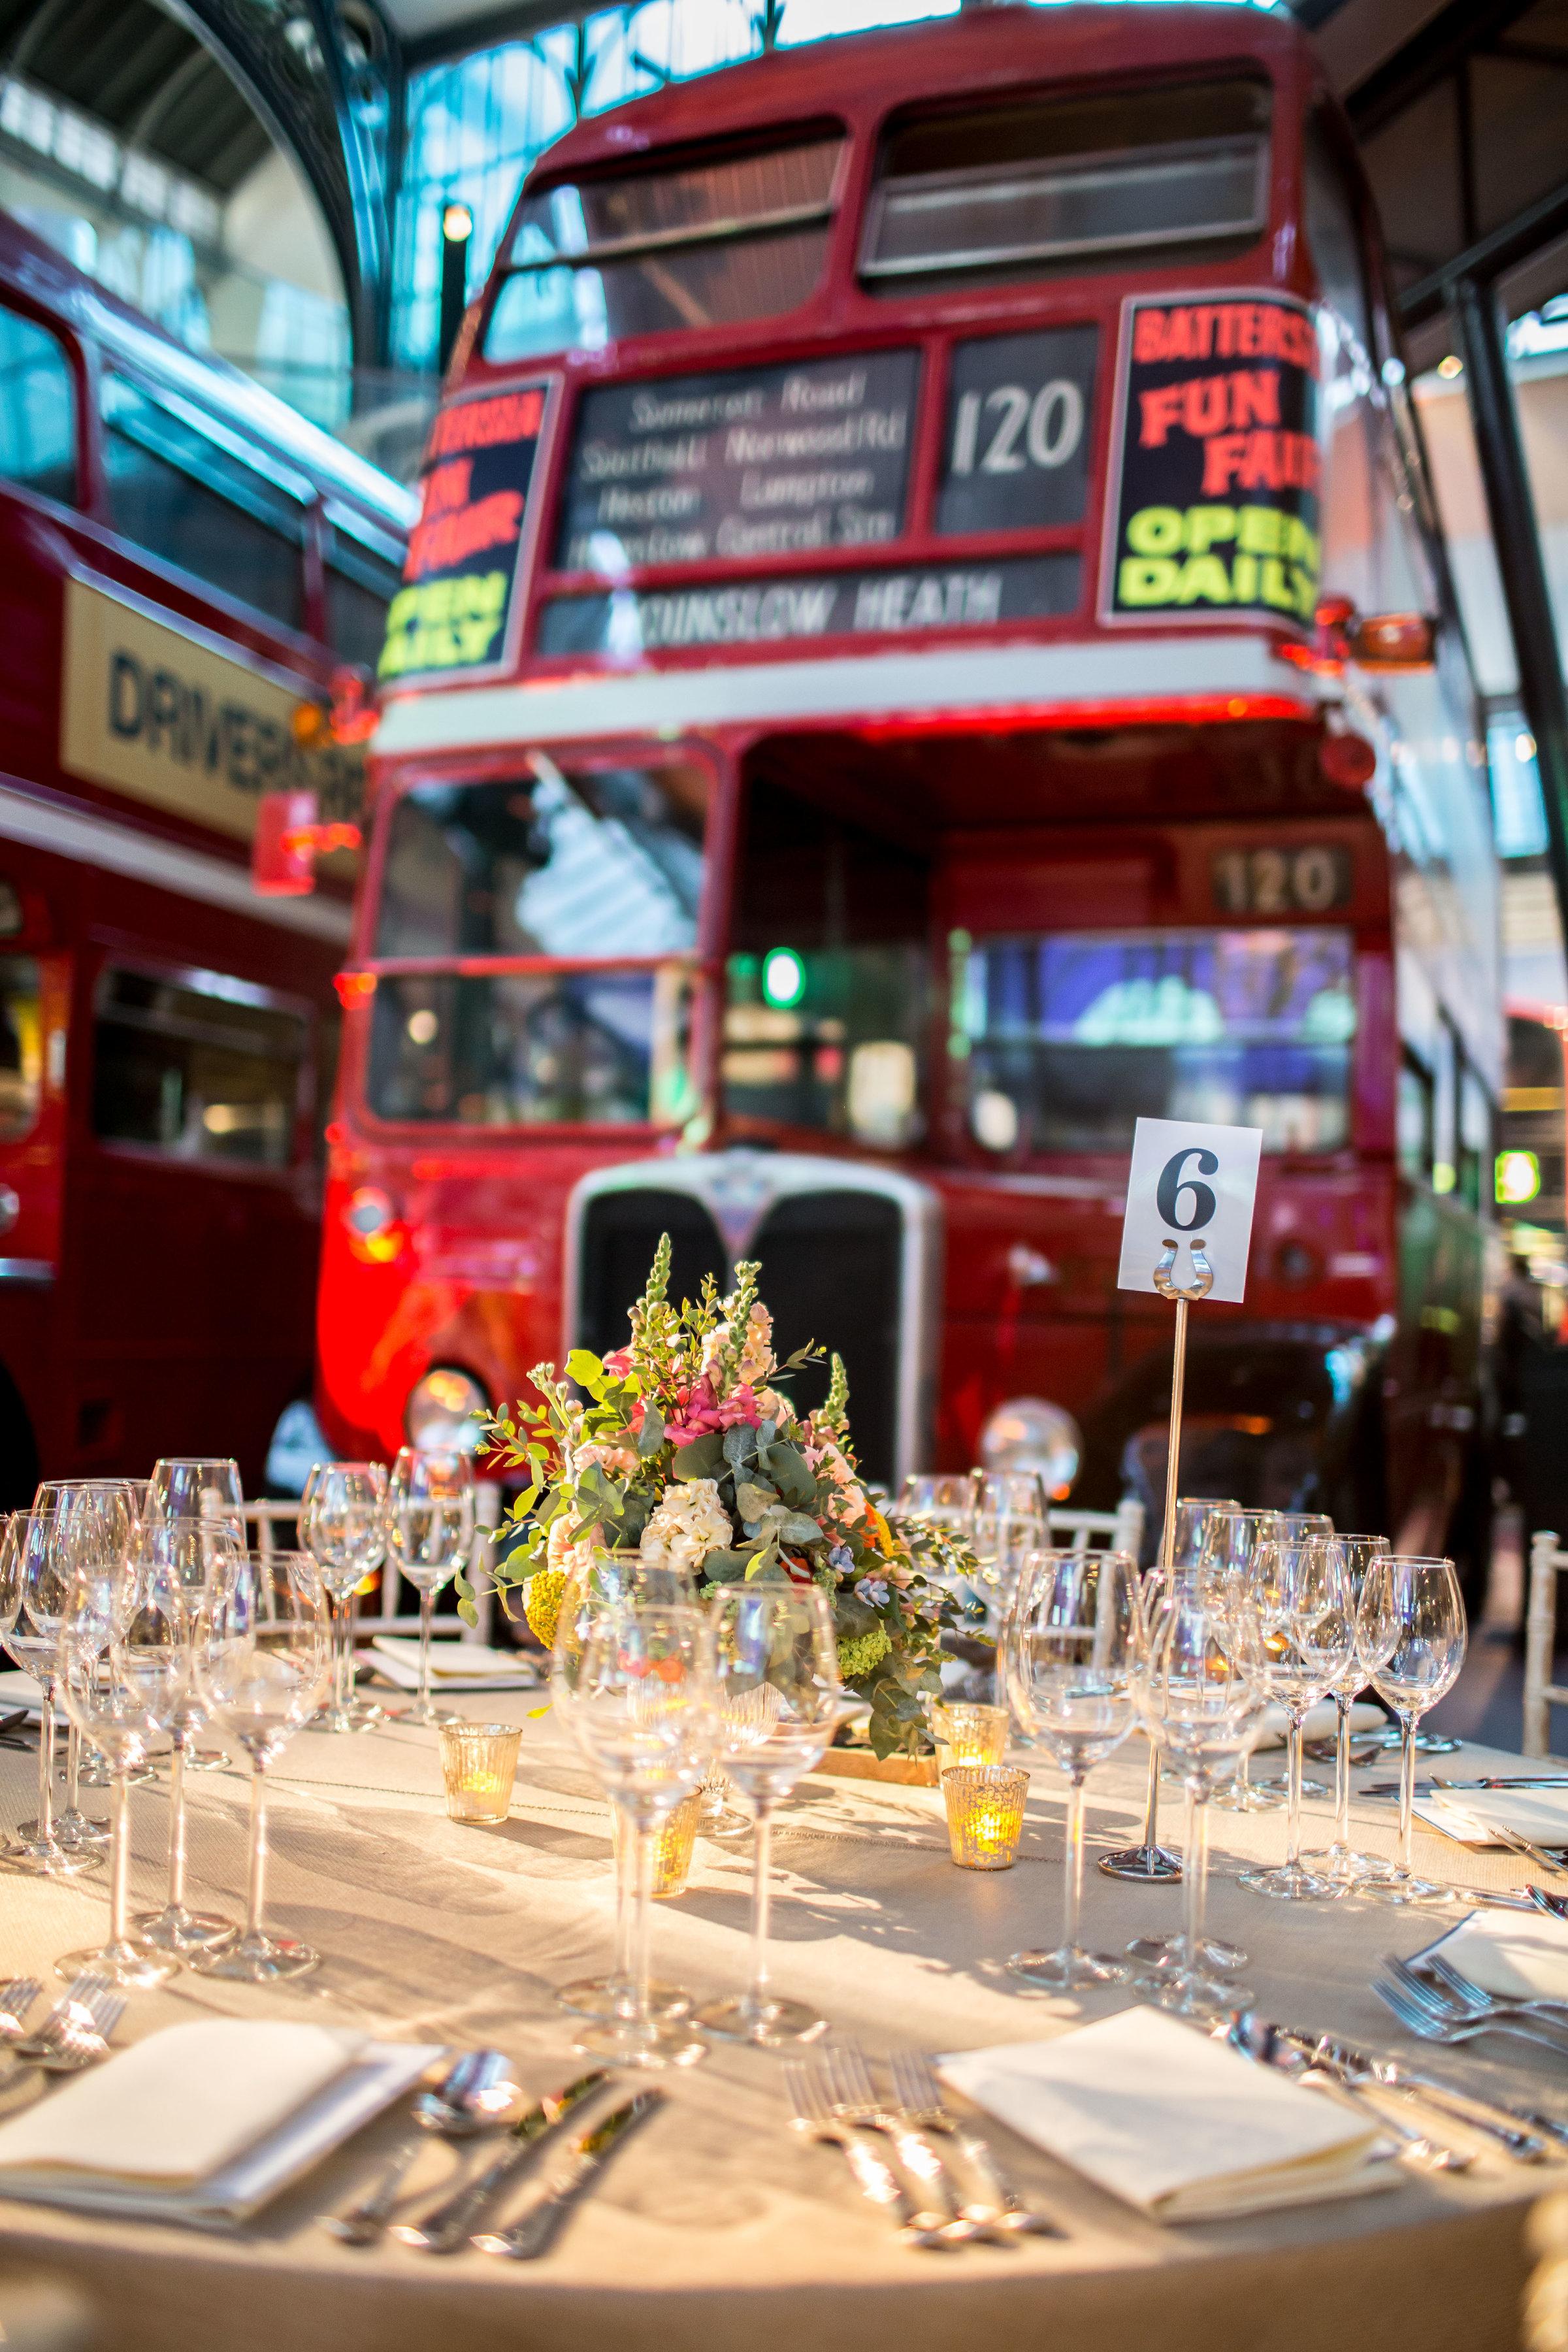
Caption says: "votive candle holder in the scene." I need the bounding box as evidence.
[931,1703,1010,1778]
[611,1789,703,1898]
[438,1721,521,1825]
[943,1765,1030,1870]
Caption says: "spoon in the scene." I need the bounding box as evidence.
[1529,1886,1568,1923]
[319,2048,518,2245]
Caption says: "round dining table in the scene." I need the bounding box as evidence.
[0,1680,1558,2352]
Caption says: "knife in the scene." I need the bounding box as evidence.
[391,2069,610,2253]
[1282,2028,1552,2161]
[472,2090,663,2260]
[1361,1776,1568,1797]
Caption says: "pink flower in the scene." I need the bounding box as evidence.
[664,1377,762,1449]
[602,1348,633,1379]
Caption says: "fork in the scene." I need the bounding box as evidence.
[825,2045,1002,2245]
[1375,1965,1568,2058]
[783,2061,953,2251]
[0,1980,41,2044]
[0,1981,123,2093]
[1418,1952,1568,2027]
[1389,1951,1568,2043]
[887,2050,1060,2237]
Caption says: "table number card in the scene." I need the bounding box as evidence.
[1117,1118,1262,1305]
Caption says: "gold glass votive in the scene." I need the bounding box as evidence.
[610,1790,702,1898]
[931,1703,1009,1778]
[943,1765,1029,1870]
[438,1721,521,1824]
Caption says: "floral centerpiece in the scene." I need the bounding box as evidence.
[476,1237,970,1759]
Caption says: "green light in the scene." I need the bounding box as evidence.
[762,947,806,1009]
[1497,1149,1542,1205]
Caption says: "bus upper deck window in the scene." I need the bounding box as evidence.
[374,766,709,960]
[0,307,75,506]
[0,956,42,1140]
[325,515,404,671]
[100,374,306,634]
[485,132,843,361]
[862,79,1270,291]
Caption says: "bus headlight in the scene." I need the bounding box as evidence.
[406,1367,489,1452]
[343,1186,406,1264]
[979,1396,1082,1500]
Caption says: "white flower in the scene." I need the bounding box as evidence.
[546,1511,598,1582]
[737,1303,774,1387]
[639,1477,732,1576]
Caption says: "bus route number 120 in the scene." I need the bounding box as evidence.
[1212,845,1351,915]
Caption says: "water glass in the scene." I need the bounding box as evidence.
[1357,1554,1467,1904]
[1303,1533,1394,1889]
[301,1460,387,1732]
[1237,1535,1354,1901]
[386,1446,476,1725]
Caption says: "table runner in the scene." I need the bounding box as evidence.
[0,1703,1556,2352]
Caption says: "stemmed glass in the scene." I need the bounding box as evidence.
[301,1461,387,1732]
[54,1543,184,1987]
[1203,1508,1286,1812]
[695,1584,845,2046]
[132,1505,245,1954]
[33,1480,145,1847]
[1356,1554,1467,1905]
[189,1550,333,1980]
[1252,1511,1335,1797]
[3,1509,98,1876]
[1237,1535,1354,1901]
[1135,1573,1267,2016]
[972,1471,1047,1624]
[146,1462,244,1772]
[1004,1548,1141,1991]
[1303,1533,1394,1889]
[554,1599,717,2068]
[385,1448,475,1725]
[553,1551,700,2025]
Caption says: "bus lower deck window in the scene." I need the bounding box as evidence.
[91,966,306,1169]
[0,956,42,1139]
[957,928,1355,1158]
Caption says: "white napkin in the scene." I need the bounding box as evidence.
[1424,1906,1568,2000]
[1253,1699,1384,1752]
[0,1667,44,1720]
[1414,1787,1568,1849]
[939,2007,1384,2222]
[0,2022,440,2229]
[365,1639,540,1692]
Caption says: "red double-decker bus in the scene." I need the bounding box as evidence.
[0,212,413,1499]
[329,5,1501,1586]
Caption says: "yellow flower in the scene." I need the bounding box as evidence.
[524,1566,567,1650]
[838,1623,891,1680]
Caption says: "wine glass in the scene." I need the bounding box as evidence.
[301,1461,387,1732]
[972,1471,1047,1622]
[554,1599,717,2068]
[3,1509,97,1876]
[1201,1509,1286,1812]
[1356,1554,1467,1905]
[131,1506,246,1954]
[894,1473,976,1529]
[1250,1511,1336,1797]
[552,1550,700,2025]
[385,1448,475,1725]
[1004,1548,1141,1991]
[33,1480,144,1848]
[189,1550,333,1980]
[1135,1574,1268,2016]
[147,1459,242,1522]
[695,1584,845,2046]
[1237,1535,1354,1901]
[54,1549,184,1987]
[1303,1533,1394,1890]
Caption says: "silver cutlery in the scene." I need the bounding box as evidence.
[1530,1887,1568,1925]
[319,2048,517,2246]
[1419,1950,1568,2027]
[1362,1776,1568,1796]
[1285,2029,1549,2161]
[392,2069,609,2253]
[1224,2014,1471,2171]
[0,1980,123,2090]
[1375,1963,1568,2057]
[472,2091,662,2260]
[781,2061,953,2251]
[887,2048,1059,2237]
[0,1980,40,2044]
[825,2044,1001,2244]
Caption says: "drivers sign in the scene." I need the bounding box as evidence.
[1117,1119,1262,1305]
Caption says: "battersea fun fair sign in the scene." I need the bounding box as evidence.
[1101,292,1322,631]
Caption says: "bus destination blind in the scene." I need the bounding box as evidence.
[1102,293,1321,630]
[554,351,920,574]
[380,382,551,680]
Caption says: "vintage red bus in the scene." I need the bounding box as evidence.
[328,4,1501,1584]
[0,211,413,1501]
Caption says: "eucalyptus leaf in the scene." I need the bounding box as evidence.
[777,1513,824,1548]
[762,1443,817,1509]
[734,1480,778,1521]
[636,1400,665,1458]
[672,1433,725,1480]
[722,1425,757,1471]
[702,1548,753,1584]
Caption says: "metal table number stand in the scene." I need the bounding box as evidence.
[1098,1232,1214,1882]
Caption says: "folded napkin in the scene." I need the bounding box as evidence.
[939,2006,1385,2223]
[365,1639,540,1692]
[1423,1905,1568,2001]
[1414,1786,1568,1850]
[1253,1699,1384,1752]
[0,2020,439,2229]
[0,1667,44,1720]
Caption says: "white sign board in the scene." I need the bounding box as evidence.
[1117,1119,1262,1305]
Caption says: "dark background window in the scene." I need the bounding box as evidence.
[92,966,307,1169]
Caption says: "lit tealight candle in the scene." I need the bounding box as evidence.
[610,1789,703,1898]
[931,1702,1009,1778]
[438,1722,522,1825]
[943,1765,1029,1870]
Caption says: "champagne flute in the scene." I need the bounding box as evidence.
[695,1584,845,2046]
[189,1550,333,1980]
[1237,1535,1354,1901]
[54,1546,184,1987]
[1357,1554,1467,1905]
[1136,1574,1267,2016]
[552,1550,698,2024]
[3,1508,97,1875]
[1202,1507,1286,1812]
[301,1461,387,1732]
[1004,1547,1140,1991]
[132,1506,245,1953]
[385,1447,475,1725]
[1303,1533,1394,1889]
[554,1599,717,2068]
